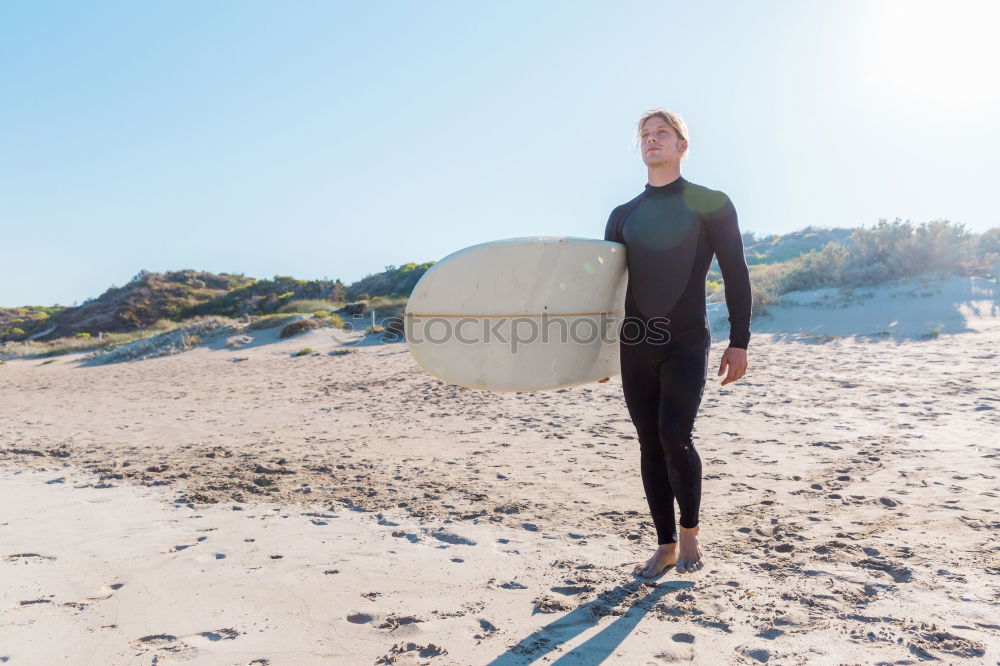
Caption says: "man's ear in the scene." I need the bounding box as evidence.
[678,138,689,157]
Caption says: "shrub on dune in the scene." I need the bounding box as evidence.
[279,319,320,338]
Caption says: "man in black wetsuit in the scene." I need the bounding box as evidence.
[602,109,752,577]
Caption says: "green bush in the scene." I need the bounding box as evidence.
[313,312,345,328]
[182,275,347,318]
[293,347,315,357]
[279,319,320,338]
[345,262,434,301]
[738,218,995,312]
[341,301,367,316]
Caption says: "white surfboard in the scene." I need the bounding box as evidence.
[404,236,628,391]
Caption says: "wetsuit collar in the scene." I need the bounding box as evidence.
[644,175,687,195]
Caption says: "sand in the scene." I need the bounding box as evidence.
[1,275,999,664]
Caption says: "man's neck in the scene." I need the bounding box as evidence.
[647,164,682,187]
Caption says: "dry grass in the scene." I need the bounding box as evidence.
[277,299,345,314]
[0,320,181,360]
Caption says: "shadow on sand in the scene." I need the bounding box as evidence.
[486,579,694,665]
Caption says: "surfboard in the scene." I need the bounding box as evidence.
[404,236,628,391]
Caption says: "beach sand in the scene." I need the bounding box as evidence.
[2,277,999,664]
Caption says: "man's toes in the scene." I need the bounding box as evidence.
[675,558,702,574]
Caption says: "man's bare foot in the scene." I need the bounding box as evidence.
[676,524,704,574]
[632,543,678,578]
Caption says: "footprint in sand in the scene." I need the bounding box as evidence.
[735,644,771,663]
[3,552,56,563]
[129,633,198,661]
[347,612,374,624]
[474,618,498,640]
[168,536,207,552]
[86,581,124,601]
[17,598,53,607]
[183,627,242,647]
[854,557,913,583]
[375,643,448,664]
[377,614,425,631]
[905,623,986,659]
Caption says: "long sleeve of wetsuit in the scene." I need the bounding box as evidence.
[604,207,622,243]
[707,195,752,349]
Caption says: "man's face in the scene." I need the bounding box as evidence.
[639,116,687,167]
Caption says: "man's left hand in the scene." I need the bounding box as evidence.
[718,347,748,386]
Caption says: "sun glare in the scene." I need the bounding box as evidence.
[866,0,1000,109]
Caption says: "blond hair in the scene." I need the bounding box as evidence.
[634,109,689,160]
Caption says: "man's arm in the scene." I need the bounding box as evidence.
[604,206,622,243]
[596,206,624,384]
[707,193,752,350]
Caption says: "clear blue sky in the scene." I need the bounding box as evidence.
[2,0,997,307]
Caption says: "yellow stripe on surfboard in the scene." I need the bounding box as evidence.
[404,311,624,318]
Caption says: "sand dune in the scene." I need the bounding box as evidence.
[1,278,999,664]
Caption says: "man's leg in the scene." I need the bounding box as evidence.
[621,342,677,545]
[620,337,684,578]
[656,339,710,573]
